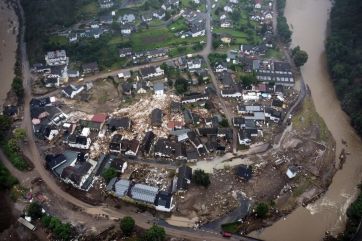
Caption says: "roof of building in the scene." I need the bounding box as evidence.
[177,165,192,190]
[151,108,163,125]
[115,179,130,197]
[91,113,108,123]
[131,183,158,203]
[235,165,252,181]
[155,191,172,208]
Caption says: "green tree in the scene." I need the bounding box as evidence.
[192,169,210,187]
[174,78,189,94]
[0,163,18,190]
[0,115,11,138]
[14,128,27,141]
[292,46,308,67]
[219,118,229,127]
[28,202,43,220]
[144,225,166,241]
[241,73,257,87]
[255,202,269,218]
[11,76,24,99]
[277,16,292,43]
[41,215,52,228]
[101,167,117,183]
[120,216,135,236]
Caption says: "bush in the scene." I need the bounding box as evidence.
[255,202,269,218]
[42,215,72,241]
[101,167,117,183]
[27,202,43,220]
[120,216,135,236]
[292,46,308,67]
[175,78,189,94]
[144,225,166,241]
[0,163,18,190]
[192,169,210,187]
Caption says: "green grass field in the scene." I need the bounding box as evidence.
[130,28,205,51]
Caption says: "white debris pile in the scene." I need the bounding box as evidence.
[66,111,92,123]
[113,94,181,139]
[144,168,171,191]
[89,136,109,159]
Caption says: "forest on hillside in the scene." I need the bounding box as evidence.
[326,0,362,136]
[20,0,96,64]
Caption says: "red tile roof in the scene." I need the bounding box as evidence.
[91,113,108,123]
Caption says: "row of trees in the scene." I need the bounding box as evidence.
[276,0,292,44]
[326,0,362,136]
[26,202,73,241]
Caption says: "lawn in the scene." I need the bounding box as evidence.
[168,18,188,32]
[130,28,205,51]
[78,1,99,19]
[266,48,284,60]
[181,0,206,12]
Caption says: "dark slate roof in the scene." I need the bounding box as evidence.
[30,97,51,108]
[235,165,252,181]
[197,128,218,136]
[155,191,172,208]
[140,66,157,77]
[154,138,173,157]
[45,154,66,170]
[186,148,199,161]
[141,131,155,154]
[151,108,163,126]
[177,165,192,190]
[107,117,131,130]
[175,142,186,159]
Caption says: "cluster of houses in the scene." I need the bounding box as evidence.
[32,50,101,90]
[178,9,206,38]
[118,47,169,64]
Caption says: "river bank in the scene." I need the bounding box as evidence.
[250,0,362,240]
[0,1,18,108]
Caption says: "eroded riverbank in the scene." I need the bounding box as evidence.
[0,1,18,107]
[251,0,362,240]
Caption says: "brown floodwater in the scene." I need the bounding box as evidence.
[0,1,18,107]
[251,0,362,240]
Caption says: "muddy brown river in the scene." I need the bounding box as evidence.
[251,0,362,240]
[0,1,17,107]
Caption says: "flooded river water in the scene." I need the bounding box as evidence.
[251,0,362,240]
[0,1,17,107]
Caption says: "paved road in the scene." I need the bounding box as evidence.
[201,0,238,153]
[5,1,247,240]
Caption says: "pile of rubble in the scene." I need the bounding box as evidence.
[113,94,181,139]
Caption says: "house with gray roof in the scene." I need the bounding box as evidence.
[115,179,130,197]
[130,184,158,204]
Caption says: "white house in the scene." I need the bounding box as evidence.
[286,166,298,179]
[187,59,202,71]
[45,50,68,66]
[140,66,164,79]
[221,89,242,98]
[230,0,238,3]
[99,0,114,8]
[215,63,227,72]
[224,5,233,12]
[154,82,165,96]
[220,19,232,28]
[62,84,84,99]
[242,91,261,101]
[153,10,166,20]
[255,0,262,9]
[220,14,227,20]
[118,70,131,79]
[238,129,252,145]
